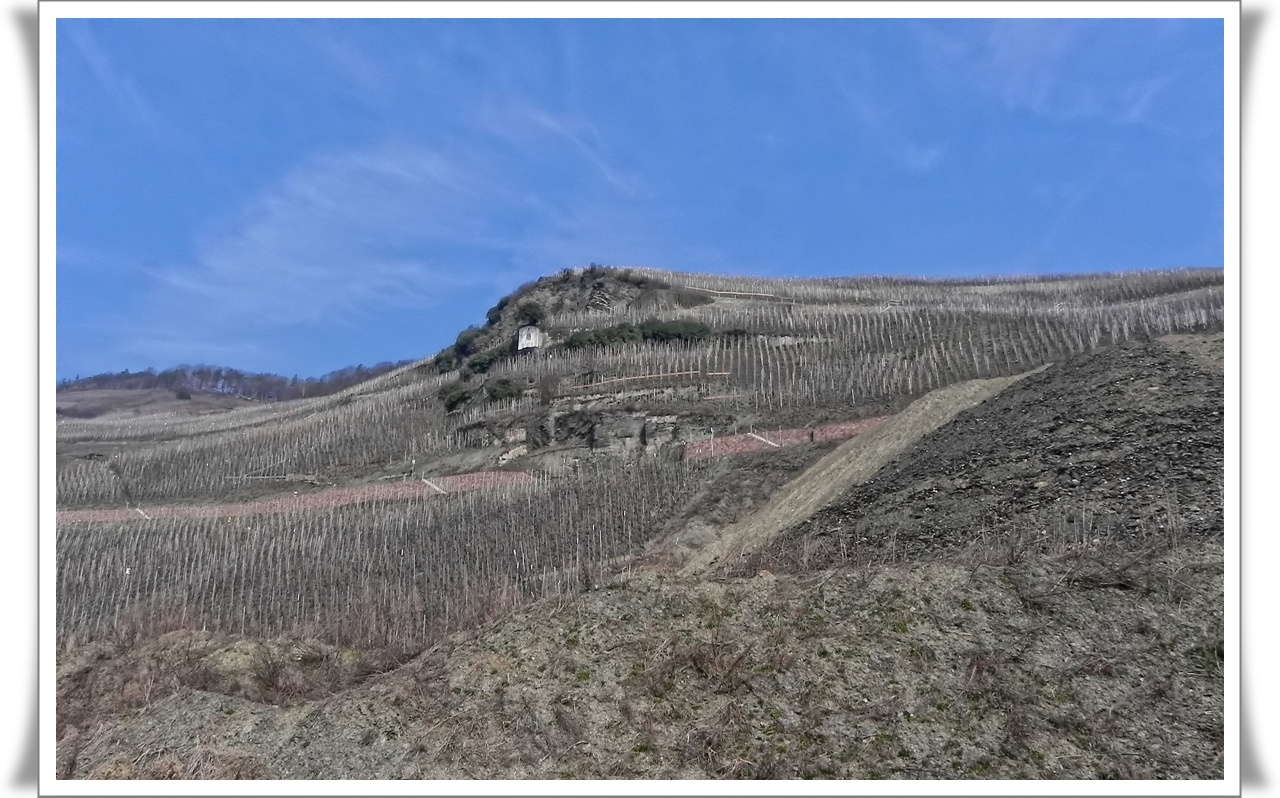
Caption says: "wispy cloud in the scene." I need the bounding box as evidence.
[117,124,661,368]
[1116,74,1176,127]
[840,88,948,175]
[63,23,171,140]
[975,19,1085,117]
[915,19,1182,131]
[473,98,644,195]
[1019,145,1122,270]
[899,142,947,174]
[304,26,395,107]
[120,333,263,368]
[141,143,520,330]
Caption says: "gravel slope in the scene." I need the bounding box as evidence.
[752,335,1224,572]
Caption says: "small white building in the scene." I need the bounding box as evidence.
[517,325,545,352]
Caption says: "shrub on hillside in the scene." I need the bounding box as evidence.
[437,382,472,413]
[638,318,711,343]
[560,318,711,351]
[466,346,507,376]
[632,287,713,310]
[434,347,459,373]
[672,288,713,307]
[515,301,547,326]
[455,327,484,357]
[580,263,609,283]
[563,323,644,350]
[485,377,522,403]
[485,297,510,326]
[618,269,672,291]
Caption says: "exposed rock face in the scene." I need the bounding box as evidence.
[496,445,528,465]
[522,407,699,460]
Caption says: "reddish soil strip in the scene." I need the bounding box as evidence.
[56,418,891,524]
[681,416,892,461]
[57,470,535,524]
[433,471,535,492]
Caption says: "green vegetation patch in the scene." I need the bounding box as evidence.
[515,301,547,326]
[437,381,473,412]
[454,327,485,358]
[465,346,508,376]
[484,377,523,403]
[561,319,712,351]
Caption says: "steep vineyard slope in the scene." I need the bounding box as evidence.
[53,267,1226,781]
[56,333,1225,781]
[679,365,1048,577]
[56,267,1222,510]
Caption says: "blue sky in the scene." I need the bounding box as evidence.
[55,15,1225,381]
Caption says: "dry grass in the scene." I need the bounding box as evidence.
[58,529,1223,780]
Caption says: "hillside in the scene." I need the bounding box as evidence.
[56,360,417,409]
[54,388,257,422]
[53,266,1226,781]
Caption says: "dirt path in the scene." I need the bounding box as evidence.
[679,366,1049,577]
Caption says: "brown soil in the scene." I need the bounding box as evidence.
[682,416,891,460]
[55,471,537,524]
[1156,331,1225,375]
[56,416,895,526]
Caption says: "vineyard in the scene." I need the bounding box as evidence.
[55,266,1224,655]
[58,286,1222,508]
[56,417,895,525]
[56,457,710,652]
[680,416,892,460]
[55,470,537,524]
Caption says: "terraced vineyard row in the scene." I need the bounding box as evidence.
[56,470,536,524]
[681,416,891,460]
[57,458,710,651]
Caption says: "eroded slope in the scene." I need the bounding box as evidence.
[751,334,1224,572]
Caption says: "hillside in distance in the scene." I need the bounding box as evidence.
[56,359,419,418]
[54,265,1226,781]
